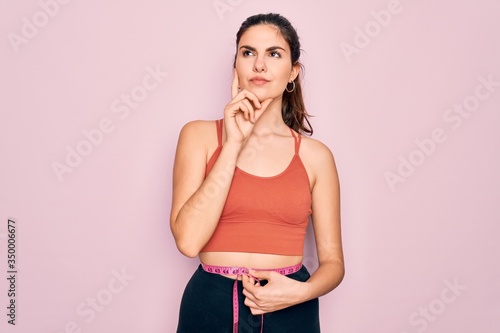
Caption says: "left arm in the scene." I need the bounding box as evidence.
[242,141,344,314]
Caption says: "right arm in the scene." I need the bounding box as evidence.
[170,70,272,257]
[170,121,242,257]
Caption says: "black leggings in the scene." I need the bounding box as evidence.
[176,264,320,333]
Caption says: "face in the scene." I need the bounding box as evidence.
[235,24,299,102]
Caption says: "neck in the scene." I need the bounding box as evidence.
[253,97,289,135]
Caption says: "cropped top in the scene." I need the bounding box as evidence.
[200,119,312,256]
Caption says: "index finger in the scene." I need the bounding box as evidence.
[231,68,239,99]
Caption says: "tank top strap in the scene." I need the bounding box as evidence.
[215,119,223,146]
[289,127,301,154]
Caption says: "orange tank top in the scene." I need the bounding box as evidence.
[200,119,312,256]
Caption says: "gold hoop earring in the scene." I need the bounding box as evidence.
[285,81,296,93]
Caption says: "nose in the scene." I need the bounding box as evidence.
[253,55,266,73]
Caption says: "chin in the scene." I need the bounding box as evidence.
[253,91,274,103]
[243,86,277,103]
[255,94,268,103]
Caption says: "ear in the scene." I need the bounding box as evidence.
[289,62,300,82]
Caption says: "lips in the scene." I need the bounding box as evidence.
[250,77,270,86]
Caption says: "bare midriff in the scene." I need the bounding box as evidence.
[199,252,303,280]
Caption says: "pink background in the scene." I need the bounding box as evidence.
[1,0,499,332]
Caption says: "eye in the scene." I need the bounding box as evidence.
[242,50,254,56]
[270,51,281,58]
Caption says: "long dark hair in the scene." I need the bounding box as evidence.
[233,13,313,135]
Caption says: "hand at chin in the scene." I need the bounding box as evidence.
[242,87,271,103]
[254,93,274,105]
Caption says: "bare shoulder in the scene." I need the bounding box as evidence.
[178,119,218,146]
[175,120,220,164]
[178,119,216,140]
[299,135,338,185]
[300,135,336,165]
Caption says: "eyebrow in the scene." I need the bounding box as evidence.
[239,45,286,52]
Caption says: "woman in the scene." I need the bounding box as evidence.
[170,13,344,333]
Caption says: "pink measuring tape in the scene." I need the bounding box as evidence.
[201,263,302,333]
